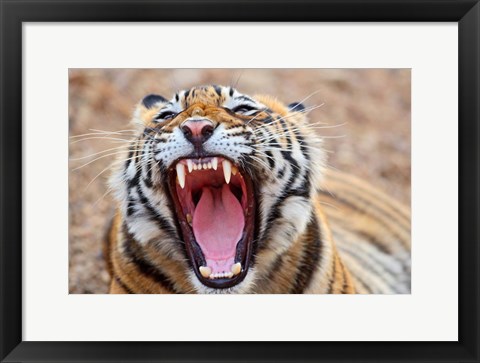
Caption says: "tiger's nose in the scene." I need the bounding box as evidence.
[181,119,214,146]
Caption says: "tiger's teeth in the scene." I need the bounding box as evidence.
[186,213,192,224]
[232,166,238,175]
[212,157,218,170]
[187,160,193,173]
[225,272,233,278]
[208,162,212,169]
[176,163,186,188]
[199,266,212,278]
[203,163,208,170]
[231,262,242,276]
[222,160,232,184]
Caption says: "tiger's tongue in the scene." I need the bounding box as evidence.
[192,184,244,273]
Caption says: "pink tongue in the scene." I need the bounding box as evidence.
[192,184,244,274]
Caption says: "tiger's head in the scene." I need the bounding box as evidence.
[109,85,325,293]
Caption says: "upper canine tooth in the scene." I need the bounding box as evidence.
[199,266,212,278]
[231,262,241,276]
[222,160,232,184]
[176,163,186,189]
[187,160,193,173]
[212,157,218,170]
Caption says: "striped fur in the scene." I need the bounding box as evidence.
[104,85,410,294]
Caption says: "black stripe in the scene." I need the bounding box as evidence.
[126,167,141,217]
[294,129,310,161]
[340,262,349,294]
[277,118,301,175]
[327,258,336,294]
[281,147,299,171]
[122,225,178,293]
[214,85,222,97]
[124,147,134,171]
[136,184,177,237]
[155,158,167,174]
[142,141,153,188]
[264,121,301,185]
[114,276,134,294]
[290,216,322,293]
[265,150,275,169]
[143,157,153,188]
[126,199,135,217]
[128,169,140,189]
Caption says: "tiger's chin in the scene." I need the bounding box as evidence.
[168,156,256,289]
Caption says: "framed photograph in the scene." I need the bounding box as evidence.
[1,1,479,362]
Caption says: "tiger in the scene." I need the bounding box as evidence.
[104,85,411,294]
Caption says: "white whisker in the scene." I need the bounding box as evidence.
[70,136,132,145]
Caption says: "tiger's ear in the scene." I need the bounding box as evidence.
[141,94,167,109]
[287,102,306,112]
[133,94,169,128]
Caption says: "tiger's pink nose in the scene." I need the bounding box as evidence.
[181,119,214,146]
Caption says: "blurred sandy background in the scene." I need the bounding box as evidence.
[69,69,411,293]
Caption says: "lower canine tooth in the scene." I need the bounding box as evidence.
[231,262,242,276]
[199,266,212,278]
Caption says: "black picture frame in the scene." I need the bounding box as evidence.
[1,1,479,362]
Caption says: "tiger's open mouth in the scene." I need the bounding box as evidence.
[168,156,256,288]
